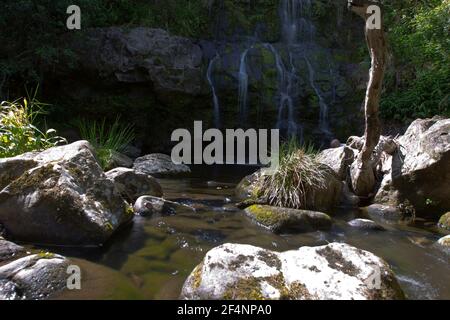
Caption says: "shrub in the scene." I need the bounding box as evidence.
[76,117,135,169]
[0,96,66,158]
[255,141,328,210]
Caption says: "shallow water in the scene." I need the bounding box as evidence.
[49,166,449,300]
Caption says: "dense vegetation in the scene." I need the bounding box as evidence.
[0,0,448,127]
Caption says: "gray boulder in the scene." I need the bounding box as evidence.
[133,196,194,216]
[244,205,332,233]
[0,141,132,246]
[0,238,25,263]
[106,167,163,202]
[317,146,356,181]
[133,153,191,178]
[348,219,385,231]
[375,118,450,216]
[181,243,405,300]
[0,254,69,300]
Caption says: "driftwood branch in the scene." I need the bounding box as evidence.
[348,0,387,196]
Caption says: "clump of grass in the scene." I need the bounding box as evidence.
[256,139,327,210]
[76,117,135,169]
[0,93,66,158]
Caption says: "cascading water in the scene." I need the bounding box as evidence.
[238,48,252,126]
[209,0,333,140]
[207,55,221,128]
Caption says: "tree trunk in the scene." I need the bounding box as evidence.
[349,0,387,197]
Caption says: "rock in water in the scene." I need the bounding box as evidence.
[0,254,69,300]
[438,212,450,231]
[364,204,405,222]
[133,154,191,178]
[0,238,25,263]
[180,243,405,300]
[0,141,132,246]
[348,219,385,231]
[133,196,194,216]
[106,167,163,202]
[245,205,332,233]
[375,117,450,216]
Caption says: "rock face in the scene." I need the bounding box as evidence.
[375,118,450,216]
[0,141,132,245]
[133,153,191,178]
[438,212,450,231]
[106,167,163,203]
[181,243,405,300]
[317,146,355,181]
[70,28,204,98]
[0,254,69,300]
[245,205,332,233]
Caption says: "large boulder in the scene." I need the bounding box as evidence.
[106,167,163,203]
[375,118,450,216]
[317,146,356,181]
[0,254,69,300]
[245,205,332,233]
[69,27,205,98]
[181,243,405,300]
[235,168,343,212]
[133,153,191,178]
[0,141,132,246]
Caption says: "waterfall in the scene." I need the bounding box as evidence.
[305,57,331,136]
[238,48,251,126]
[207,55,221,127]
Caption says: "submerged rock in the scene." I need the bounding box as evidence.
[133,196,194,216]
[438,212,450,231]
[0,253,70,300]
[375,117,450,216]
[0,141,132,245]
[348,219,385,231]
[181,243,405,300]
[245,205,332,233]
[106,167,163,202]
[0,238,25,263]
[133,153,191,178]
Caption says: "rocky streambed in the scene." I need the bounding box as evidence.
[0,118,449,300]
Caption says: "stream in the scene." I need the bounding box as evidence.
[43,166,449,300]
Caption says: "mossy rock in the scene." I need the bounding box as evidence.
[245,205,332,233]
[438,212,450,231]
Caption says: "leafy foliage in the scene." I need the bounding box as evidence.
[0,94,66,158]
[381,0,450,122]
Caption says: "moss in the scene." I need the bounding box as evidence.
[316,247,360,277]
[37,251,56,259]
[223,277,266,300]
[192,263,203,289]
[246,205,287,227]
[438,212,450,230]
[257,250,282,269]
[7,165,57,194]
